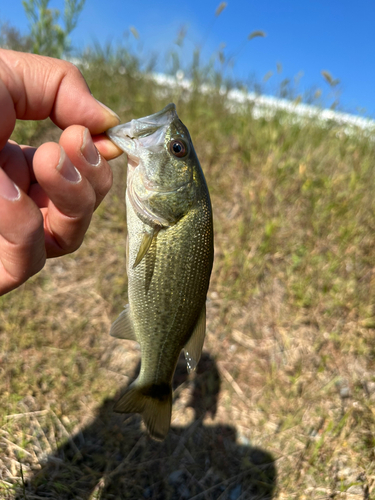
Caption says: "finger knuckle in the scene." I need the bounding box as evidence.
[97,163,113,200]
[26,210,44,238]
[62,60,84,79]
[63,239,82,255]
[86,190,97,213]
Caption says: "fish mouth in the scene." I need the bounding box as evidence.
[106,103,177,162]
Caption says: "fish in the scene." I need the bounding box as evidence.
[106,103,214,440]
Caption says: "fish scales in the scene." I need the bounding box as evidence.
[106,103,213,440]
[128,184,212,385]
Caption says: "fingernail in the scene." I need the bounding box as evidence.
[95,99,121,124]
[0,167,21,201]
[56,147,82,183]
[81,128,100,166]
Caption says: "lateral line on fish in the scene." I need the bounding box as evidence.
[154,306,180,382]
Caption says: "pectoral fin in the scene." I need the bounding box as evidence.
[133,228,159,269]
[110,304,136,341]
[184,304,206,373]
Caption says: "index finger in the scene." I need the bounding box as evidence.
[0,49,121,149]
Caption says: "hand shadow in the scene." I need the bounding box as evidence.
[16,352,276,499]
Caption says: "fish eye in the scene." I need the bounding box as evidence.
[169,139,188,158]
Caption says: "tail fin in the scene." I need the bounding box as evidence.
[114,382,172,441]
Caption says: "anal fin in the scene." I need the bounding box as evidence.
[110,304,136,341]
[184,304,206,373]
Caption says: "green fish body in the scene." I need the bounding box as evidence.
[106,104,213,440]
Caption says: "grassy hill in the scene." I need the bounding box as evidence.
[1,55,375,499]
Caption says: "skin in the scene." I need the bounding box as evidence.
[0,49,123,296]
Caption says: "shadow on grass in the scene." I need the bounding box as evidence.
[17,352,276,499]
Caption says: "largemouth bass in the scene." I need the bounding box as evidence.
[106,103,214,440]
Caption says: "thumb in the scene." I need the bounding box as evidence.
[0,49,120,135]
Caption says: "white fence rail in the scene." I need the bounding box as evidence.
[152,73,375,137]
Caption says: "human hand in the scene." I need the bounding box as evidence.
[0,49,123,296]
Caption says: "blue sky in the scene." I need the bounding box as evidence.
[2,0,375,117]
